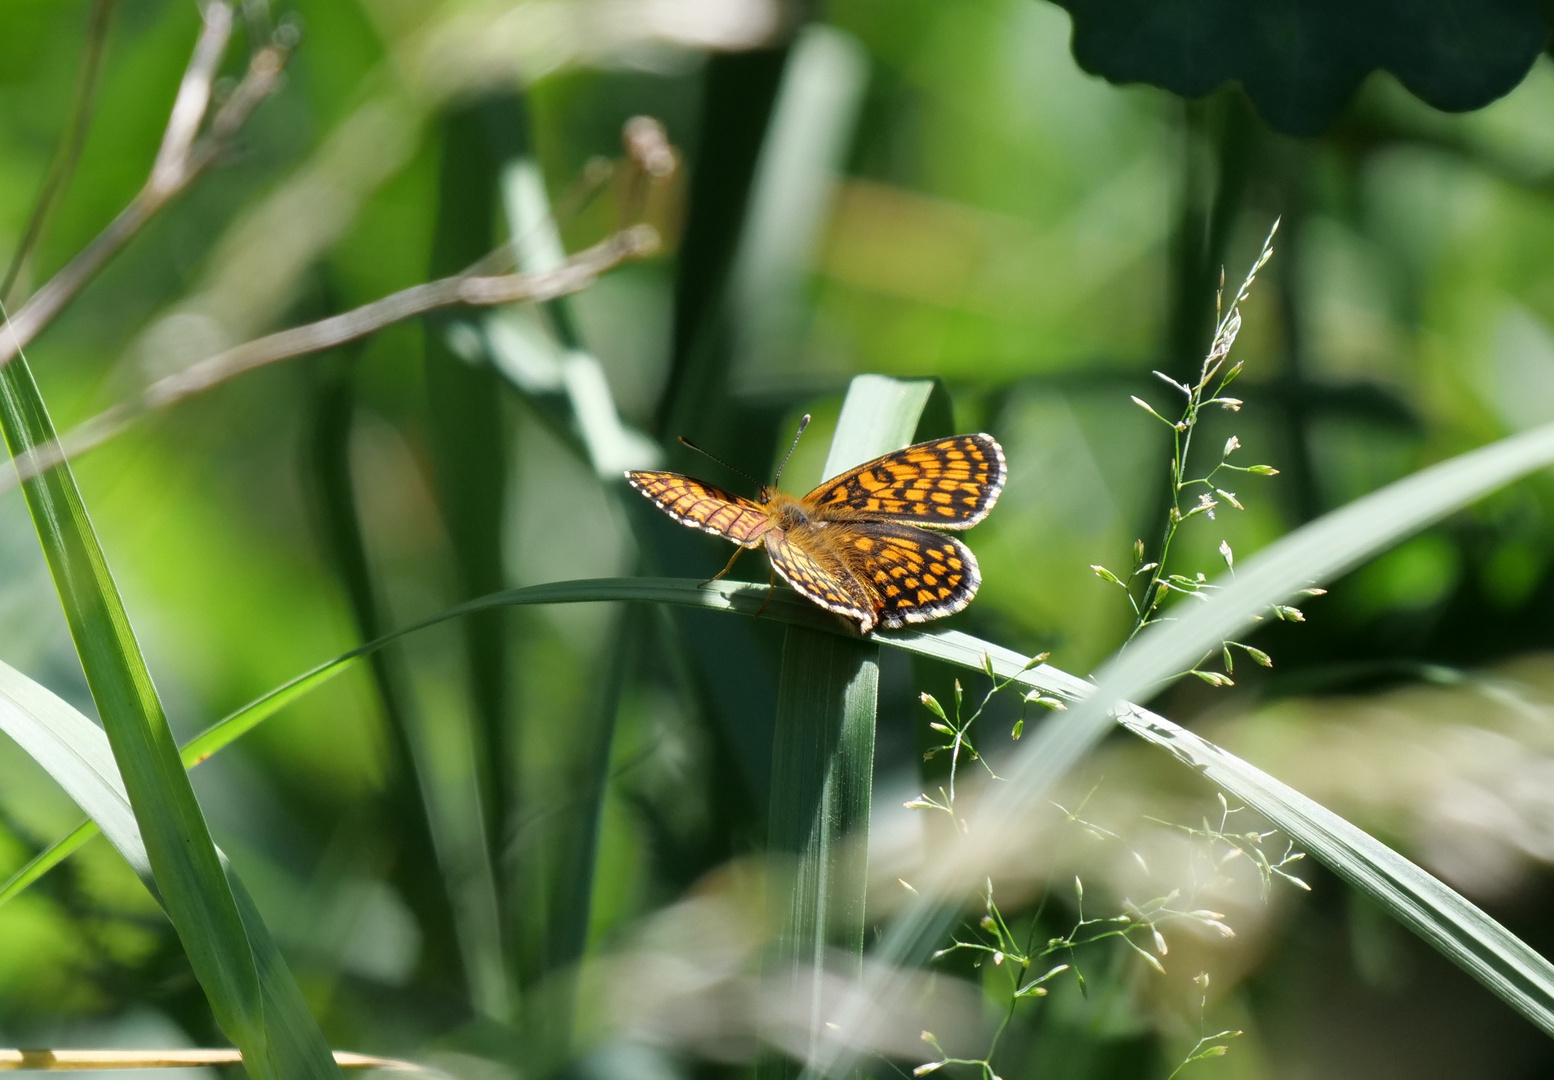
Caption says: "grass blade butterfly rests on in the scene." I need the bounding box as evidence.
[760,376,952,1077]
[13,561,1554,1048]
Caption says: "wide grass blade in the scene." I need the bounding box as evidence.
[0,643,343,1078]
[763,373,942,1074]
[0,352,338,1078]
[766,629,877,1074]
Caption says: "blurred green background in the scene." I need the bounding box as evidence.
[5,0,1554,1076]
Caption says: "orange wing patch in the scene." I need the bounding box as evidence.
[807,434,1006,529]
[846,522,981,629]
[626,471,772,547]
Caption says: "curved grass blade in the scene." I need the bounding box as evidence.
[20,426,1554,1051]
[0,351,338,1078]
[893,627,1554,1040]
[13,569,1554,1044]
[805,418,1554,1076]
[0,655,342,1078]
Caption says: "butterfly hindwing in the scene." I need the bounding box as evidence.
[764,530,876,630]
[844,521,981,629]
[625,471,772,547]
[806,434,1006,529]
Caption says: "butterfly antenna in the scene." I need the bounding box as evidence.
[771,413,811,488]
[677,435,762,489]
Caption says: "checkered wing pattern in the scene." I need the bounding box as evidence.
[625,471,772,547]
[764,532,875,630]
[806,434,1006,529]
[847,521,980,629]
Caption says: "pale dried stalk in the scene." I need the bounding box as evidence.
[1,0,120,302]
[2,225,661,493]
[0,1048,423,1072]
[0,1,290,361]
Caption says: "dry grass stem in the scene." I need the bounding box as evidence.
[1,225,661,494]
[0,0,292,362]
[0,1048,424,1071]
[0,0,118,302]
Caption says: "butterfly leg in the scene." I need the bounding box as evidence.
[754,562,777,619]
[700,545,746,588]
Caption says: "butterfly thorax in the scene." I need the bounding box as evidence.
[759,490,817,533]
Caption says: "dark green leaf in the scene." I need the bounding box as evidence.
[1050,0,1549,135]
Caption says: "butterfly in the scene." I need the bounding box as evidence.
[626,418,1005,634]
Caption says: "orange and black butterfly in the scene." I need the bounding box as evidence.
[626,418,1006,634]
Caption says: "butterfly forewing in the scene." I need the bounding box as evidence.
[806,434,1006,529]
[625,471,772,547]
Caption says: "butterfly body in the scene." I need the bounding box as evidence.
[627,433,1005,633]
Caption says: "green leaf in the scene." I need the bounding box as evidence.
[0,353,337,1078]
[1050,0,1548,135]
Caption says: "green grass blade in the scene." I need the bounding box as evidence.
[2,579,819,910]
[655,46,787,438]
[0,354,337,1078]
[808,418,1554,1077]
[819,375,953,473]
[907,630,1554,1039]
[426,102,513,928]
[0,655,343,1078]
[0,818,94,906]
[767,628,877,1071]
[308,359,469,998]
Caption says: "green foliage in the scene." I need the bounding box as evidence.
[8,0,1554,1077]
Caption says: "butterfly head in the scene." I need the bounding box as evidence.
[675,413,812,498]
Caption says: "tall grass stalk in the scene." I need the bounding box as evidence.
[0,321,339,1077]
